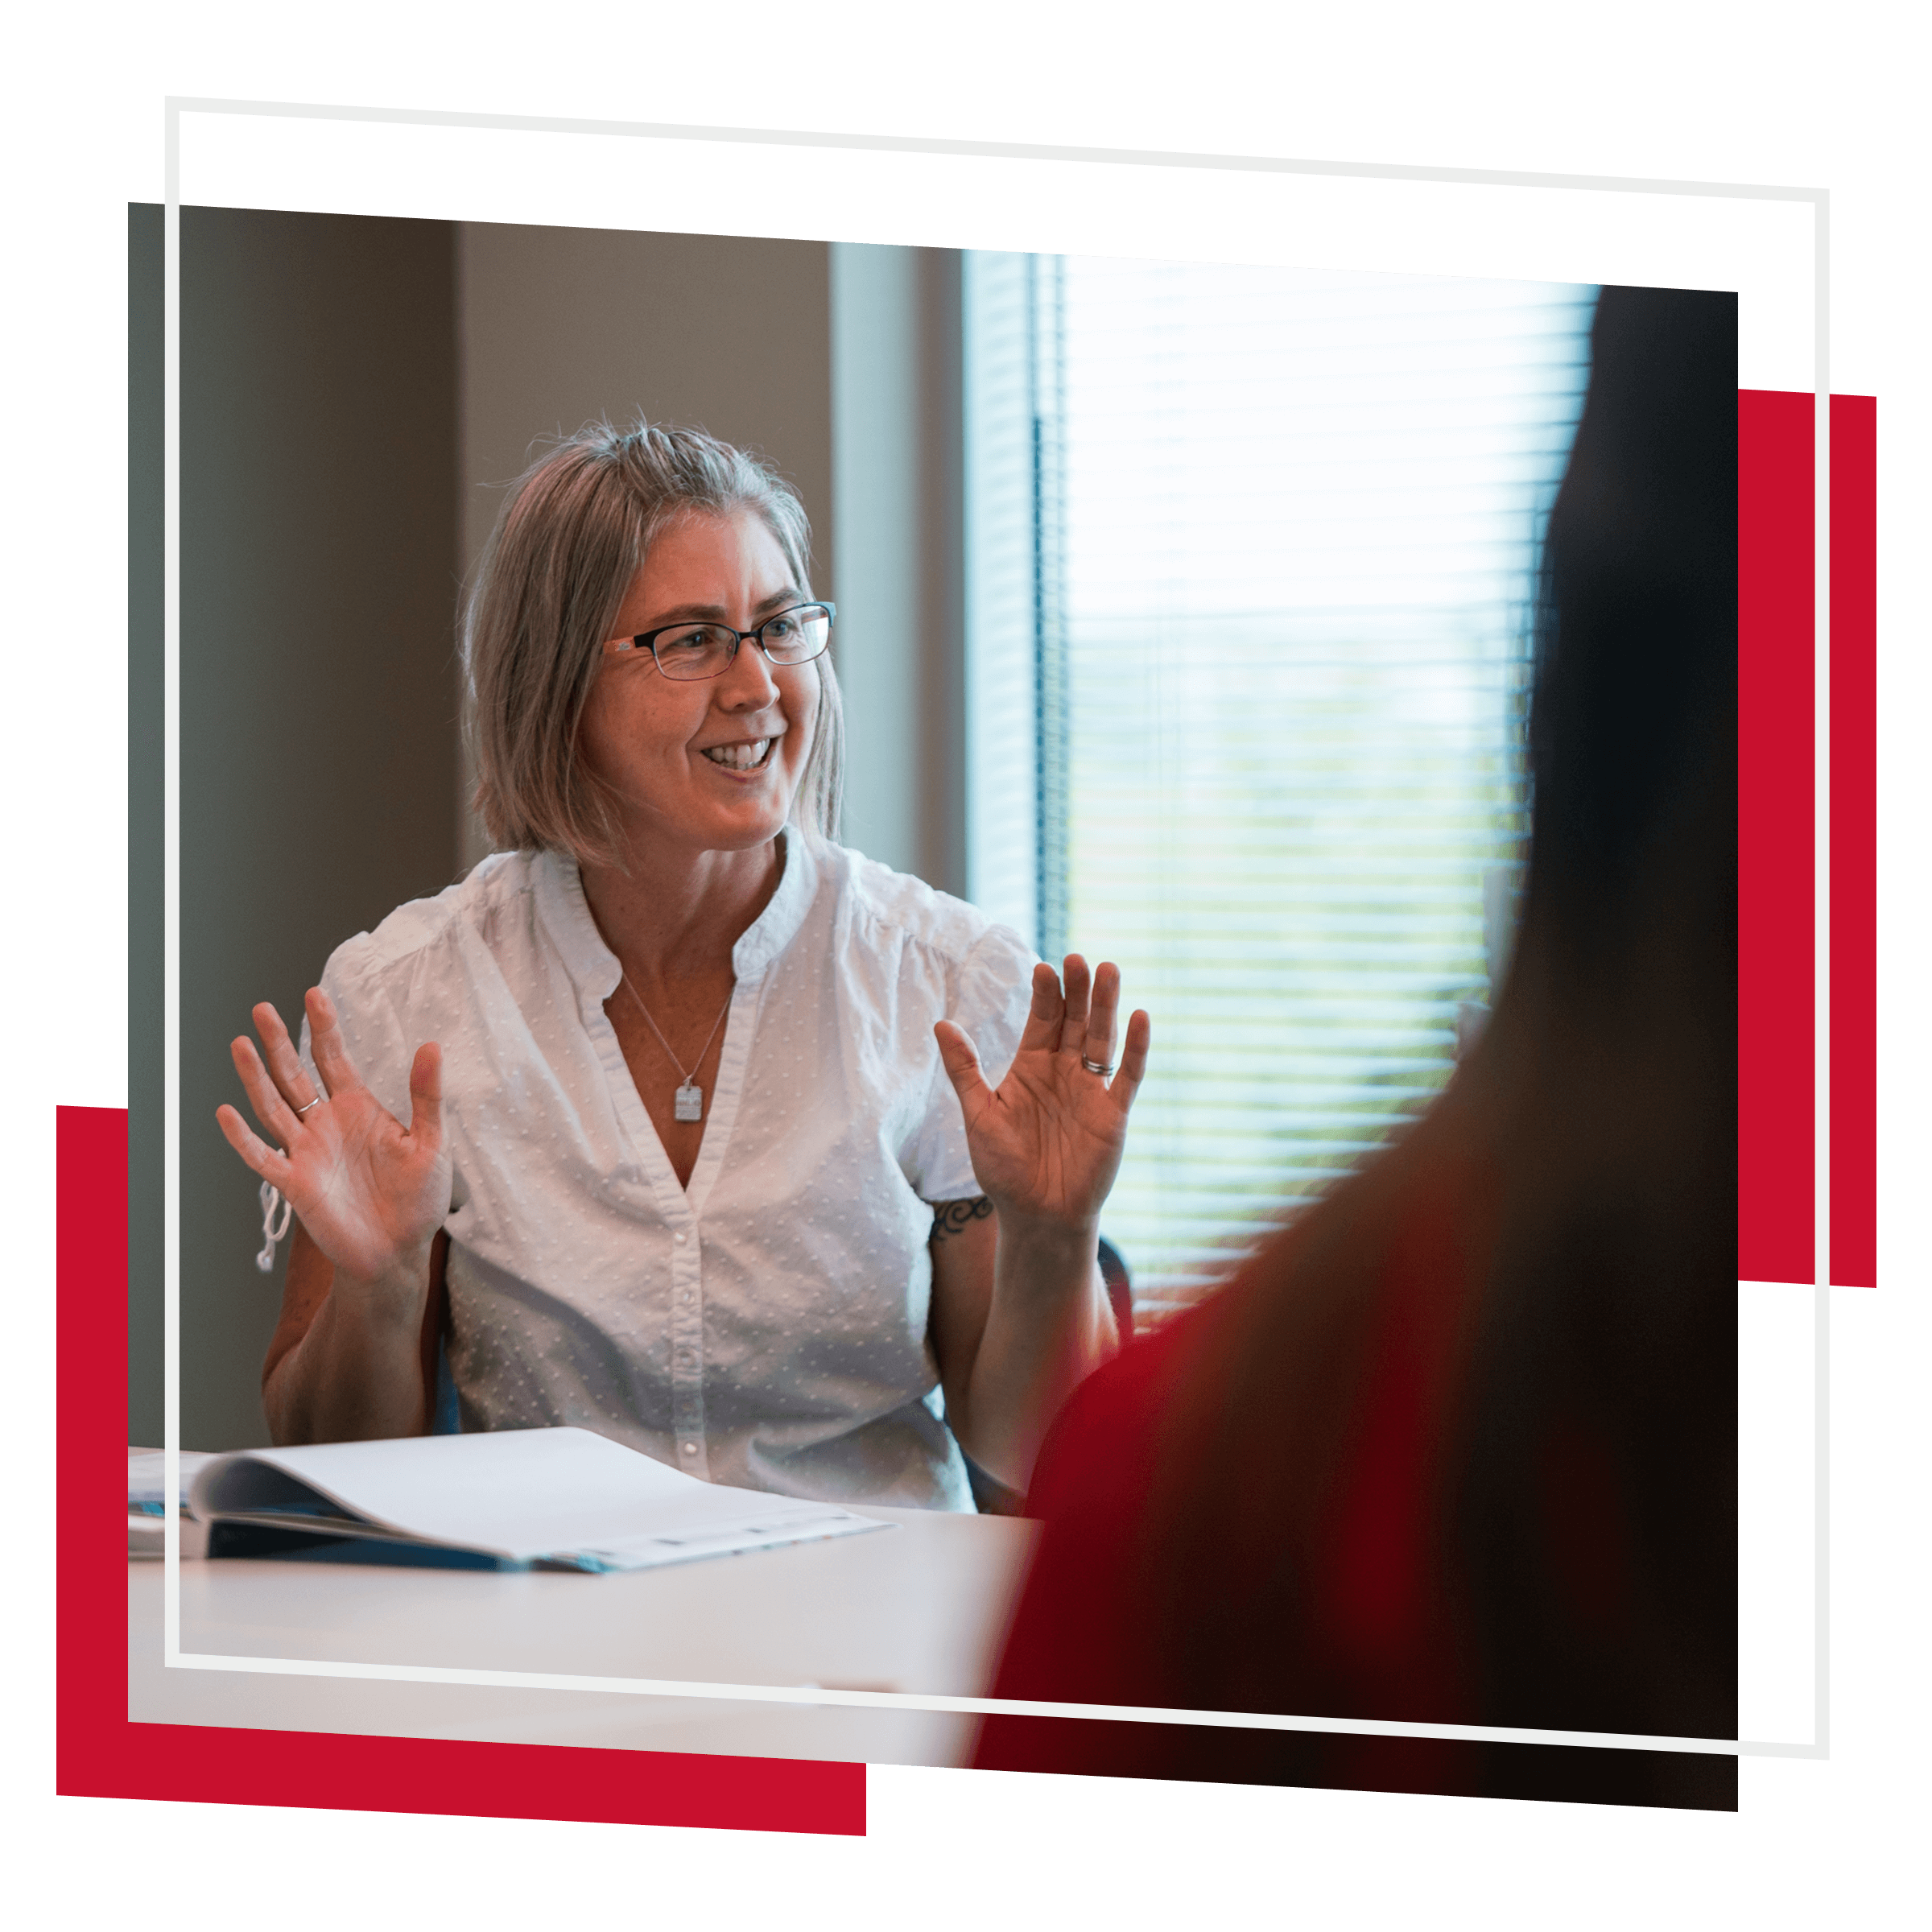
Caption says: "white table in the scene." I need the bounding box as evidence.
[127,1506,1038,1768]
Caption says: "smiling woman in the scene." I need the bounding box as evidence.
[213,419,1150,1513]
[468,424,844,865]
[580,514,828,866]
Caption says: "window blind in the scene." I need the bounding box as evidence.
[967,258,1596,1322]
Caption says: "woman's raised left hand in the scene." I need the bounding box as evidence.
[935,956,1151,1233]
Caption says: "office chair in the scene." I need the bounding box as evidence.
[430,1333,462,1435]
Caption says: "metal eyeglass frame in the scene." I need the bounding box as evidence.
[608,601,836,680]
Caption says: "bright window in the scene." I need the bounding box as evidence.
[966,256,1596,1320]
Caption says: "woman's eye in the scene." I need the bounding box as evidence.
[662,627,723,656]
[763,614,796,640]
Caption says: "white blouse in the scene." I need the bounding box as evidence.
[298,834,1034,1511]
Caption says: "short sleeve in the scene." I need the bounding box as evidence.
[906,920,1037,1203]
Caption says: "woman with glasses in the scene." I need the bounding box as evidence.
[215,421,1149,1510]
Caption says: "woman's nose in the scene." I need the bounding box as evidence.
[715,633,782,708]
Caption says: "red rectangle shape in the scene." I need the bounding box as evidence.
[1736,391,1815,1286]
[1830,395,1877,1287]
[58,1104,865,1836]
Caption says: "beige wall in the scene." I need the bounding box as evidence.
[830,245,967,895]
[170,208,462,1451]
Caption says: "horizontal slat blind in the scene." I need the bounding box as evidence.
[1040,262,1595,1320]
[962,252,1040,938]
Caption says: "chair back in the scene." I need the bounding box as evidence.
[1097,1236,1133,1342]
[430,1335,461,1435]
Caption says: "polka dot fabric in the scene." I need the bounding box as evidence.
[298,834,1034,1510]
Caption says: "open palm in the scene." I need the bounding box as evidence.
[215,989,449,1286]
[935,956,1151,1230]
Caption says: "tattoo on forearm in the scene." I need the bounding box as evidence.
[931,1195,995,1243]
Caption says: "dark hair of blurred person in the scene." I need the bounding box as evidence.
[972,286,1739,1810]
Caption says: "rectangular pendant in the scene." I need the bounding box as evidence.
[674,1082,704,1123]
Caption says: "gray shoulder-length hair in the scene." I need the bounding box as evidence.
[463,419,845,867]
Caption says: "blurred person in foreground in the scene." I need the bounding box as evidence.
[973,285,1738,1809]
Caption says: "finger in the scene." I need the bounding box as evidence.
[1059,954,1092,1055]
[250,1001,319,1113]
[215,1100,291,1188]
[1084,960,1122,1070]
[230,1034,300,1145]
[1108,1009,1153,1119]
[306,987,369,1100]
[933,1020,993,1125]
[1015,961,1067,1056]
[407,1041,444,1151]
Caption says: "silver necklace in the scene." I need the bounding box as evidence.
[619,973,733,1122]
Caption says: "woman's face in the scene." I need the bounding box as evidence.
[578,508,822,865]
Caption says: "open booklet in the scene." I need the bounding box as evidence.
[187,1426,893,1573]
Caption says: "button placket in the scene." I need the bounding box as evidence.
[667,1216,708,1478]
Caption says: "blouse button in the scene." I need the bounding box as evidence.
[673,1231,687,1245]
[681,1441,698,1456]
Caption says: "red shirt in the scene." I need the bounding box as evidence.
[974,1137,1500,1794]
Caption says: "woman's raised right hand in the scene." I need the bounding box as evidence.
[215,989,450,1290]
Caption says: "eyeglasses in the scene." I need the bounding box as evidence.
[605,601,836,681]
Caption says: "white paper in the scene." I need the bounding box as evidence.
[187,1426,892,1568]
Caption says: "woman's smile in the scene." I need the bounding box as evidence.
[698,733,780,774]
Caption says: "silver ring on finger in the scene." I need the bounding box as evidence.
[1080,1055,1115,1078]
[294,1096,323,1117]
